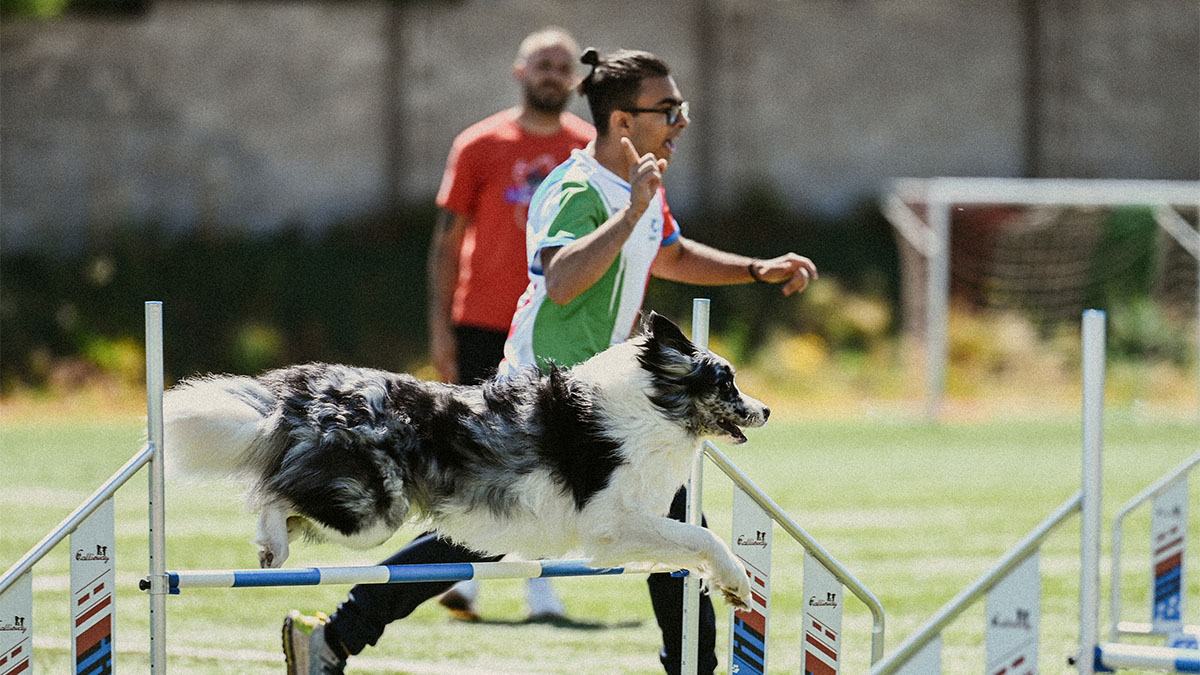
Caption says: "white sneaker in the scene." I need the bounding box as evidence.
[438,579,481,622]
[282,610,346,675]
[526,577,566,620]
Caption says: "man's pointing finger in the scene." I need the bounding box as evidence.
[621,137,641,170]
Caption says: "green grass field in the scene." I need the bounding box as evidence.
[1,414,1196,674]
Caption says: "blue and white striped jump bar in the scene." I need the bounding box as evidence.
[160,560,683,593]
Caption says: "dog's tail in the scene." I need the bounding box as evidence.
[163,375,281,479]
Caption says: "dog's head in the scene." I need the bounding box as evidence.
[635,312,769,444]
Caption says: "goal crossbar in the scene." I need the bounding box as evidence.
[889,177,1199,208]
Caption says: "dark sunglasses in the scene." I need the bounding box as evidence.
[620,101,689,126]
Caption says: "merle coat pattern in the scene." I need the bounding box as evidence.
[164,312,768,607]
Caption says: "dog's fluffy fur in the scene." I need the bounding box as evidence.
[163,312,768,607]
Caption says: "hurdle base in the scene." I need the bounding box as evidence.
[1096,642,1200,672]
[1117,621,1200,643]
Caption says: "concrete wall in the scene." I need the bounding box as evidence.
[2,0,1196,252]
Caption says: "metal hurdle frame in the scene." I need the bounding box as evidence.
[702,440,887,664]
[1079,312,1200,673]
[869,492,1084,673]
[1109,450,1200,645]
[0,302,165,675]
[872,310,1200,674]
[868,312,1111,674]
[681,299,887,672]
[2,300,885,674]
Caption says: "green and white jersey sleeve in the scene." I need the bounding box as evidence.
[500,148,680,375]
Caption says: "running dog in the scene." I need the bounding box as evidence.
[163,312,767,607]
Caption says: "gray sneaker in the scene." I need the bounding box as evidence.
[282,610,346,675]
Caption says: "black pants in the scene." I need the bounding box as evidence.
[324,488,717,673]
[323,532,501,656]
[452,324,506,385]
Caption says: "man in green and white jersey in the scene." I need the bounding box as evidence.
[501,146,682,370]
[497,48,818,674]
[500,49,816,377]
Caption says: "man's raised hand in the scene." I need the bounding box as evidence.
[622,137,668,218]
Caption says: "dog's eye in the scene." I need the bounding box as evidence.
[720,380,734,393]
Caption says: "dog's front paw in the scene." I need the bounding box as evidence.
[718,581,751,610]
[713,558,751,609]
[257,541,288,569]
[254,502,294,570]
[715,575,751,609]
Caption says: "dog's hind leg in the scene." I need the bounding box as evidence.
[254,498,292,568]
[579,512,751,609]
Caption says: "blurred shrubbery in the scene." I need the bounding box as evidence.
[1107,298,1194,365]
[1,205,438,394]
[2,191,902,394]
[2,192,1194,408]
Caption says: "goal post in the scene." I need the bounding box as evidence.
[883,177,1200,420]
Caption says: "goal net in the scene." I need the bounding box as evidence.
[883,178,1200,418]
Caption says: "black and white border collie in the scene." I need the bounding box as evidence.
[163,312,768,607]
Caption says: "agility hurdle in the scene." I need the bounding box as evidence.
[681,299,885,674]
[0,302,164,675]
[871,310,1200,674]
[1079,314,1200,673]
[1109,450,1200,648]
[697,439,886,673]
[1,299,884,674]
[155,299,885,674]
[161,560,655,592]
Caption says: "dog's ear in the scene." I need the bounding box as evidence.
[638,313,699,409]
[645,311,696,356]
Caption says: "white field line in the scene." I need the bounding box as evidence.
[32,635,564,674]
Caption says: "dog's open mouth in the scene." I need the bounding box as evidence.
[716,418,748,444]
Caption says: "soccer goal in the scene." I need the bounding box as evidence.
[882,177,1200,420]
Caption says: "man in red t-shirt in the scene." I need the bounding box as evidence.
[281,28,593,675]
[425,25,593,625]
[428,30,593,386]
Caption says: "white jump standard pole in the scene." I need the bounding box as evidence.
[681,298,710,675]
[1076,309,1105,674]
[146,301,168,675]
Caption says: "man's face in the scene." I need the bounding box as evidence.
[517,44,576,114]
[625,75,689,162]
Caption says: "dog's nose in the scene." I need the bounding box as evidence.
[762,407,770,421]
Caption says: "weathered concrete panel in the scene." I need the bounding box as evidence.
[2,0,1195,252]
